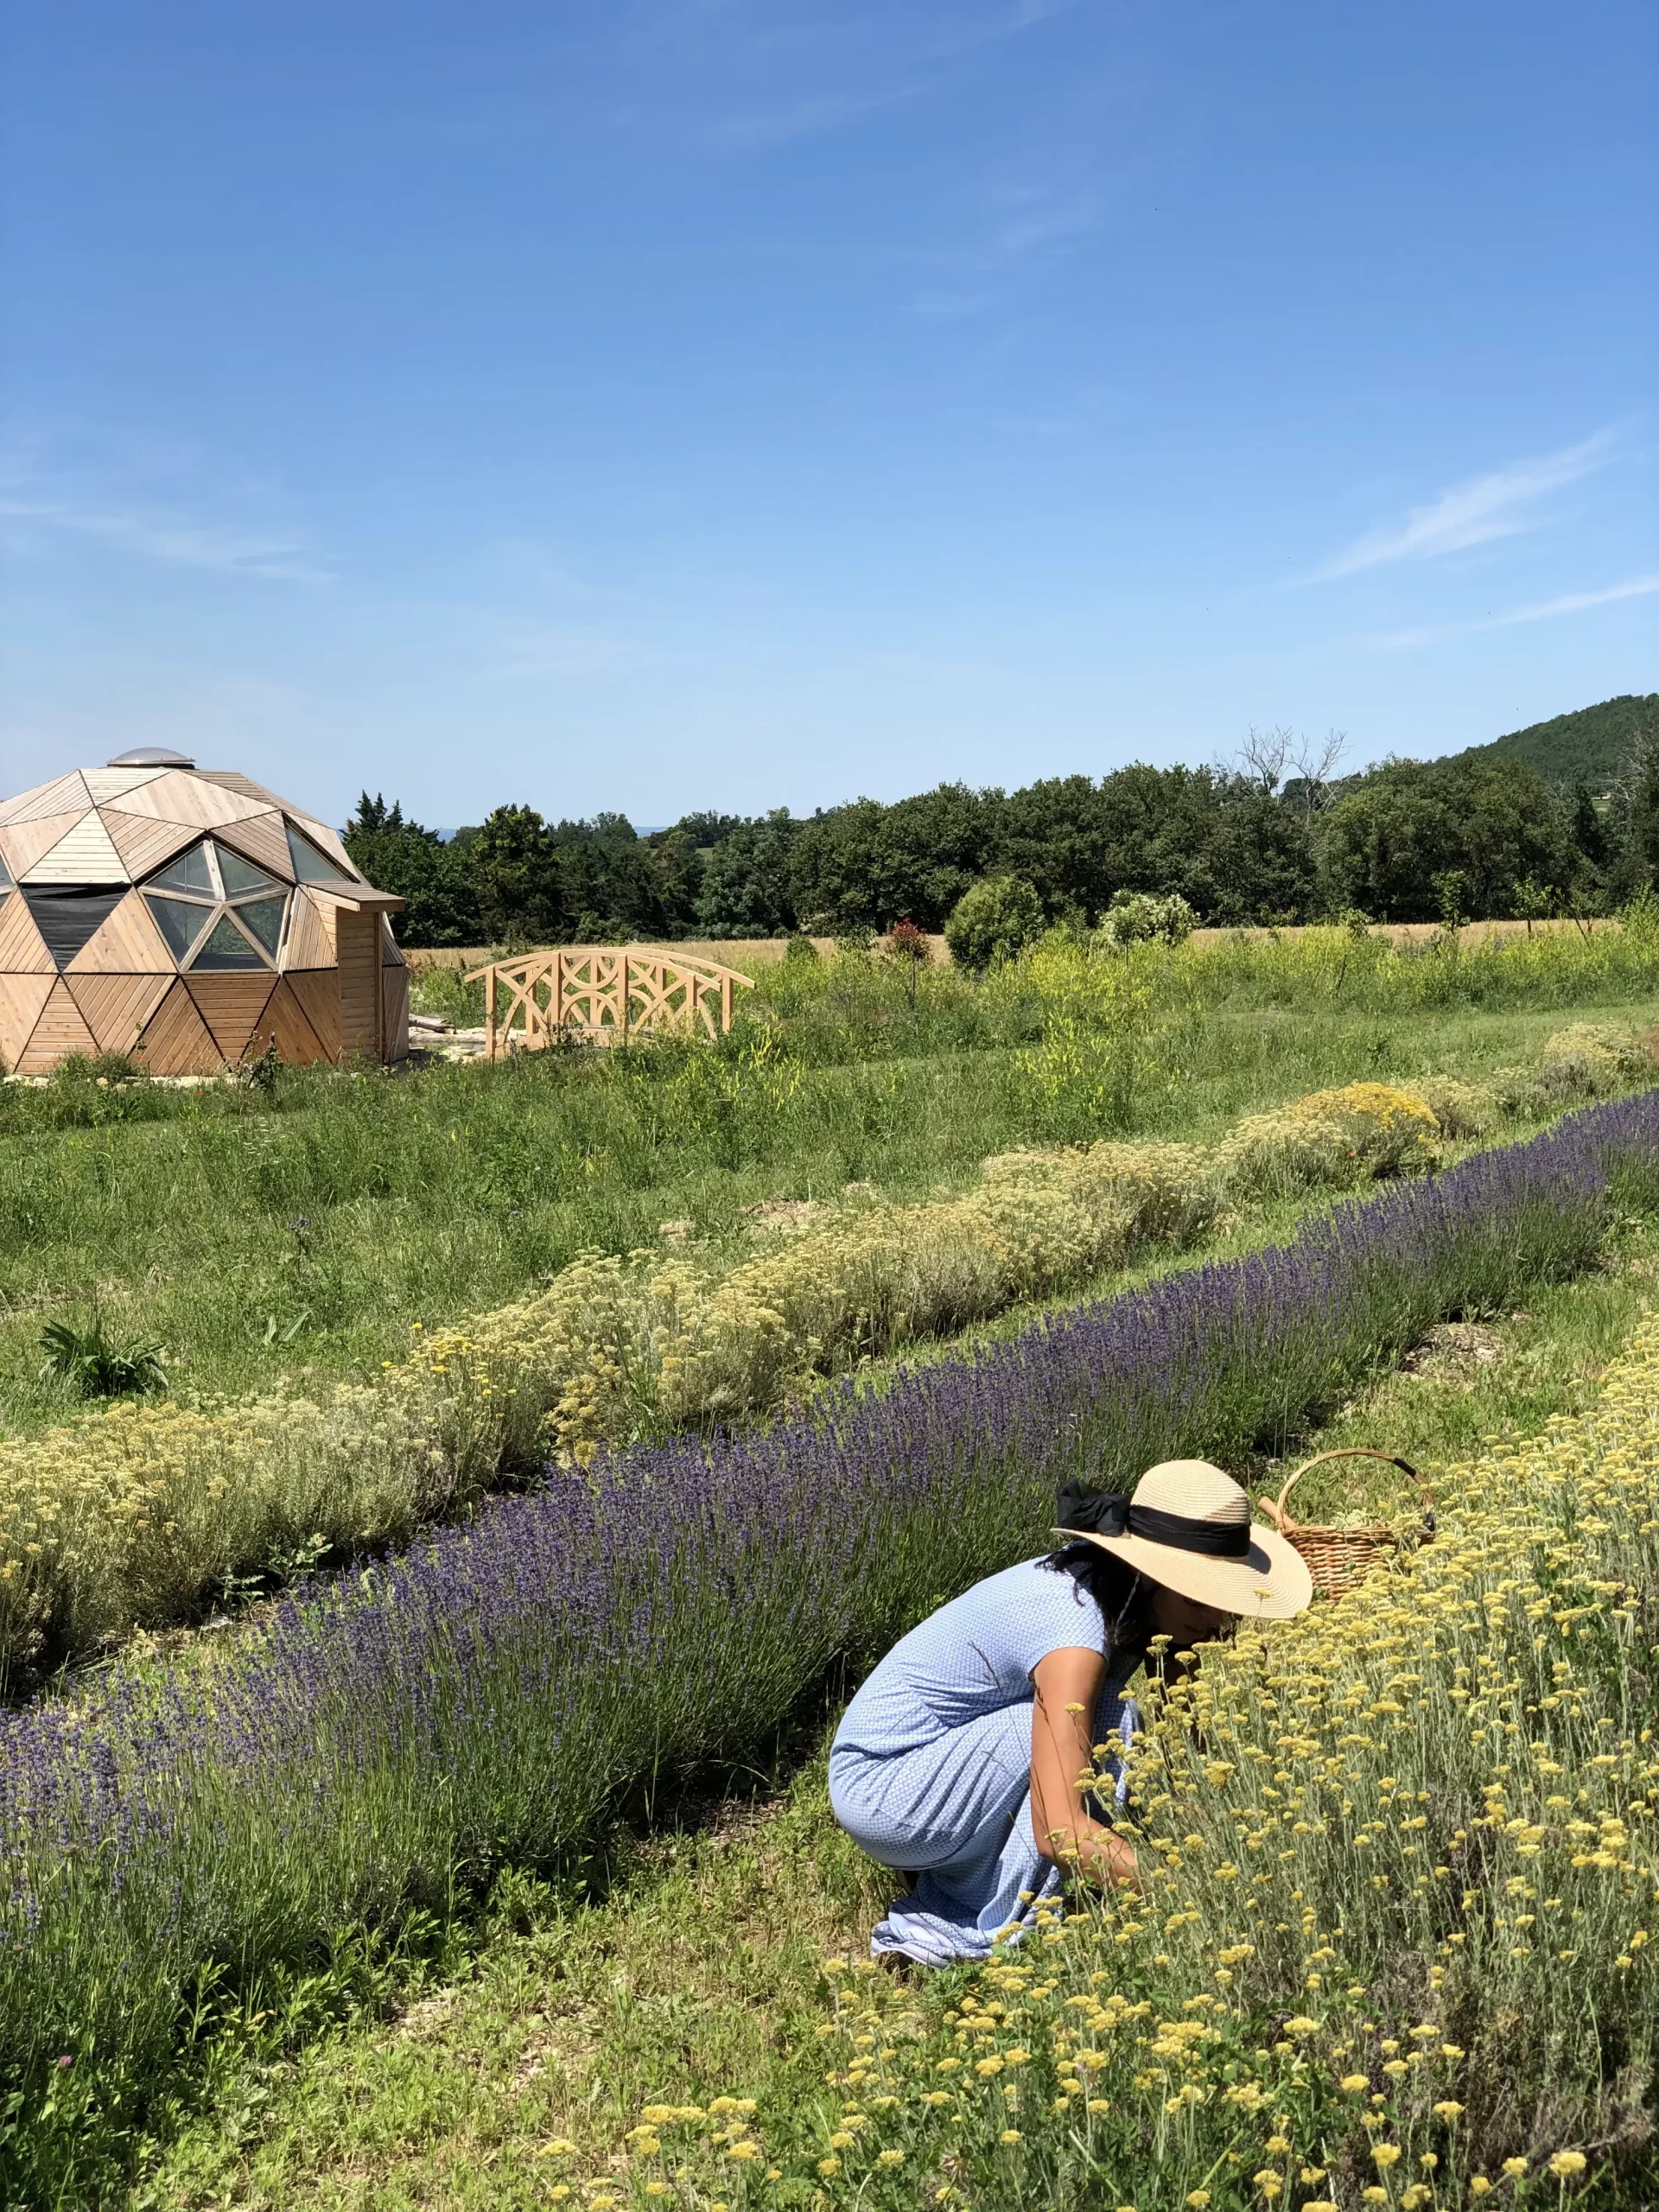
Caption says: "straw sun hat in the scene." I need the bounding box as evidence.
[1056,1460,1313,1622]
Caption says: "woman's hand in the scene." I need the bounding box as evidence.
[1030,1647,1140,1890]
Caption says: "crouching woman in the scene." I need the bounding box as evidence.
[828,1459,1313,1967]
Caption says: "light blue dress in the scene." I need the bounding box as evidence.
[828,1558,1141,1966]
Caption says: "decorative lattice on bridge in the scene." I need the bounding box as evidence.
[463,945,754,1058]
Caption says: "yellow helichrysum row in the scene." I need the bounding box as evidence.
[603,1310,1659,2208]
[0,1026,1640,1675]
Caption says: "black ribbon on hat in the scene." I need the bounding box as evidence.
[1057,1481,1252,1560]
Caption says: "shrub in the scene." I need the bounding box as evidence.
[1095,888,1197,947]
[944,874,1046,971]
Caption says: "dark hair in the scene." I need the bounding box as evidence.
[1040,1540,1154,1657]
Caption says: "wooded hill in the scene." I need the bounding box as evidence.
[1450,691,1657,791]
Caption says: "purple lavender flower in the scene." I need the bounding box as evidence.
[1,1089,1655,2132]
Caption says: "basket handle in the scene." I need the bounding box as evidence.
[1257,1447,1433,1535]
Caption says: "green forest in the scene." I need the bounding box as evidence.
[344,693,1659,948]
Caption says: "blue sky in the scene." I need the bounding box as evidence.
[1,0,1655,828]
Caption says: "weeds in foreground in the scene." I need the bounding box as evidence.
[36,1313,168,1400]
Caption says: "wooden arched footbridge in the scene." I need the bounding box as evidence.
[463,945,754,1059]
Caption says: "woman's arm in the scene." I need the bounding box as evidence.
[1029,1646,1139,1887]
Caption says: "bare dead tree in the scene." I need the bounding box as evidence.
[1288,728,1347,815]
[1235,723,1294,795]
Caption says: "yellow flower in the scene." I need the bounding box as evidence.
[1433,2100,1465,2120]
[1185,2195,1211,2208]
[1548,2152,1587,2178]
[1370,2144,1402,2168]
[726,2140,760,2161]
[1503,2158,1529,2177]
[1263,2136,1291,2154]
[1471,2179,1493,2197]
[829,2133,854,2150]
[1340,2074,1370,2093]
[1087,2099,1110,2114]
[877,2149,906,2167]
[976,2056,1005,2077]
[1000,2129,1022,2145]
[1252,2175,1283,2199]
[817,2157,841,2177]
[538,2139,578,2157]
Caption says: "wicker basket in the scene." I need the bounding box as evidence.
[1255,1447,1435,1597]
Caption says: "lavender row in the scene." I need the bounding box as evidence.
[3,1089,1657,2174]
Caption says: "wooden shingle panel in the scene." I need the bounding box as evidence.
[110,770,269,830]
[16,977,99,1072]
[0,773,91,827]
[0,972,56,1070]
[285,968,340,1058]
[0,892,56,976]
[186,975,276,1062]
[66,889,176,974]
[0,810,90,880]
[99,810,206,880]
[336,910,381,1058]
[23,813,128,885]
[66,974,173,1056]
[191,772,287,808]
[250,979,328,1065]
[81,768,167,804]
[213,810,295,881]
[281,887,334,970]
[135,979,221,1075]
[381,963,410,1062]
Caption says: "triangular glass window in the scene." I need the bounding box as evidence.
[0,850,11,891]
[286,823,347,883]
[190,911,268,970]
[144,893,213,963]
[218,845,282,899]
[149,842,216,899]
[236,894,287,956]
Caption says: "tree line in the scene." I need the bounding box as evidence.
[343,734,1659,950]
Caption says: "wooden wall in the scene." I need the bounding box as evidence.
[336,911,383,1058]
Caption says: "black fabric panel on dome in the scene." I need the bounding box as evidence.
[22,887,126,969]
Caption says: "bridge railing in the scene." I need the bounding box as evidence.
[461,946,755,1059]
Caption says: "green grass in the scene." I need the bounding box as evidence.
[3,969,1652,1440]
[129,1204,1659,2212]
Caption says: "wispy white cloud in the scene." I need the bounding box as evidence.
[632,0,1078,154]
[0,491,329,582]
[1490,574,1659,626]
[1370,573,1659,652]
[1323,430,1617,579]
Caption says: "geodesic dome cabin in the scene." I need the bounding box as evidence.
[0,751,408,1077]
